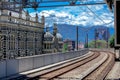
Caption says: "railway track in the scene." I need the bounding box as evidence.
[38,52,100,80]
[11,51,115,80]
[83,52,115,80]
[27,51,100,80]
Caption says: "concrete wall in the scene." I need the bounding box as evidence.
[0,60,6,78]
[0,49,89,79]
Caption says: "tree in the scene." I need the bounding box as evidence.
[88,40,107,48]
[84,43,88,48]
[109,35,115,48]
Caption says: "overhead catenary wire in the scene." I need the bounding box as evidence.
[88,7,105,24]
[89,3,114,25]
[33,0,114,26]
[80,0,114,26]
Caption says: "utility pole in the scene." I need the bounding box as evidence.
[86,33,88,48]
[76,26,78,50]
[95,28,97,48]
[106,28,109,48]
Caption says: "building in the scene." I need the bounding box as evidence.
[78,42,84,49]
[63,39,75,52]
[43,23,63,53]
[0,8,63,59]
[0,9,45,59]
[95,27,110,42]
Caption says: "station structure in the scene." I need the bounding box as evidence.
[0,0,63,59]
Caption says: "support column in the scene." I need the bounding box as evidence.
[17,30,20,57]
[119,48,120,60]
[34,32,37,55]
[106,28,109,48]
[2,35,6,59]
[6,30,10,59]
[86,33,88,48]
[25,31,27,56]
[94,28,97,48]
[76,26,78,50]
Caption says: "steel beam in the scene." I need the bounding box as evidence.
[1,1,106,9]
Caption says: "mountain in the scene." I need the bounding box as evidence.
[47,24,115,43]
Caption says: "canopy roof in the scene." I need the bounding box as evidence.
[1,0,105,11]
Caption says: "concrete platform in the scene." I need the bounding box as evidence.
[106,62,120,79]
[4,52,92,80]
[106,51,120,79]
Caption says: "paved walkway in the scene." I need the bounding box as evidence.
[106,51,120,79]
[106,62,120,79]
[115,50,120,59]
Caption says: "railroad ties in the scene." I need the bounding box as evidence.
[11,51,115,80]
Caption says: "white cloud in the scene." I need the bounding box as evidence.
[29,5,114,27]
[29,12,36,17]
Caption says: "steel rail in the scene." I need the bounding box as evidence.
[83,52,115,80]
[29,52,100,80]
[1,2,106,9]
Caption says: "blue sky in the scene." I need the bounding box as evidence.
[28,0,114,28]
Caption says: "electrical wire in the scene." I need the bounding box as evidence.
[86,6,109,25]
[80,0,114,26]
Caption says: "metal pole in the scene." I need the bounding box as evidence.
[86,33,88,48]
[95,28,97,48]
[107,28,109,48]
[34,32,37,55]
[76,26,78,50]
[25,31,27,56]
[119,48,120,60]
